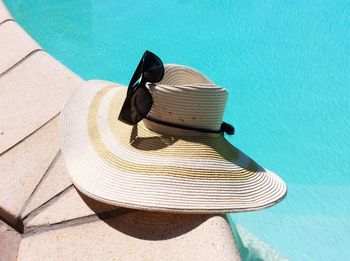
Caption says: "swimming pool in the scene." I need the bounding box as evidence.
[5,0,350,259]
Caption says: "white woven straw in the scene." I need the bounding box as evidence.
[145,64,227,134]
[60,64,287,213]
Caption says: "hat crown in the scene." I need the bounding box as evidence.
[144,64,228,135]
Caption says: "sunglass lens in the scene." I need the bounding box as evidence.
[119,51,161,125]
[143,51,164,83]
[118,86,153,125]
[130,86,153,123]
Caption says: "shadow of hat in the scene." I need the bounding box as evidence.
[78,190,212,241]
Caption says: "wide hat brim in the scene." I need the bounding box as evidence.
[60,80,287,213]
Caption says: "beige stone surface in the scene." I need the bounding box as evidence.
[0,117,60,227]
[0,219,21,261]
[0,20,42,74]
[24,186,118,229]
[0,1,12,23]
[19,212,240,261]
[21,152,72,219]
[0,51,83,154]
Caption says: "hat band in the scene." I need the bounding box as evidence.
[145,116,235,135]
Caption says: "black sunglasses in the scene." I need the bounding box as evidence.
[118,50,164,125]
[118,51,235,135]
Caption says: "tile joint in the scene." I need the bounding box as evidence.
[0,215,23,233]
[0,113,60,157]
[19,150,62,219]
[22,184,74,226]
[0,18,14,26]
[23,208,134,236]
[0,49,45,78]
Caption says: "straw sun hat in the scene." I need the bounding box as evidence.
[60,62,287,213]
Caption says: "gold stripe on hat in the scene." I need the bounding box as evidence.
[87,86,259,180]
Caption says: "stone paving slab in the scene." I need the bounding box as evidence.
[0,51,83,154]
[0,0,12,23]
[0,20,42,75]
[20,151,72,219]
[0,117,60,228]
[0,219,21,261]
[19,212,240,261]
[24,186,119,230]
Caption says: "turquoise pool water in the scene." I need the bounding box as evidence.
[5,0,350,259]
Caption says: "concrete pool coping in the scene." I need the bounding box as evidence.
[0,1,242,260]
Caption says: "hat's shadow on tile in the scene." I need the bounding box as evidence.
[78,190,212,241]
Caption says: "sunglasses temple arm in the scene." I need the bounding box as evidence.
[127,54,146,92]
